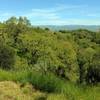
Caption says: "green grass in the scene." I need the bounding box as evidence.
[0,69,63,92]
[0,69,99,100]
[28,71,63,93]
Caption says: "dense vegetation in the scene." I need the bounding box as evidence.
[0,17,100,100]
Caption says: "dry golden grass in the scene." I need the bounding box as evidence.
[0,81,46,100]
[0,81,99,100]
[47,94,67,100]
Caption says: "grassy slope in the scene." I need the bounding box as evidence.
[0,81,99,100]
[0,69,100,100]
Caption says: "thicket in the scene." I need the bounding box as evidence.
[0,17,100,89]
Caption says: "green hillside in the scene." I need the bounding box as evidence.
[0,17,100,100]
[39,25,100,32]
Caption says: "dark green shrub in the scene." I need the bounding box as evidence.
[86,52,100,84]
[0,44,15,70]
[86,66,100,84]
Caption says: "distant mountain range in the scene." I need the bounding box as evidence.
[38,25,100,31]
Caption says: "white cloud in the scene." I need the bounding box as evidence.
[0,4,100,25]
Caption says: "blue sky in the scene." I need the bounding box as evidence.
[0,0,100,25]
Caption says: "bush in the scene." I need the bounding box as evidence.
[86,66,100,84]
[0,44,15,70]
[86,52,100,84]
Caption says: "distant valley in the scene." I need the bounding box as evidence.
[38,25,100,31]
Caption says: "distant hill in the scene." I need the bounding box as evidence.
[38,25,100,31]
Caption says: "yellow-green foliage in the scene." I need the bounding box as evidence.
[0,17,100,100]
[14,56,29,70]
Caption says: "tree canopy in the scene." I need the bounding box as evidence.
[0,17,99,84]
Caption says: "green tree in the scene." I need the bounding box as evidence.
[86,50,100,84]
[0,43,15,70]
[5,16,18,25]
[78,47,96,83]
[18,17,31,26]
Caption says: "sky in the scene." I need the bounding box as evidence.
[0,0,100,25]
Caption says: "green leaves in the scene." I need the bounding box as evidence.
[0,44,15,70]
[5,16,31,26]
[0,17,99,84]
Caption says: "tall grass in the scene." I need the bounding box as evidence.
[28,71,63,93]
[0,69,29,83]
[0,69,63,92]
[0,69,99,100]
